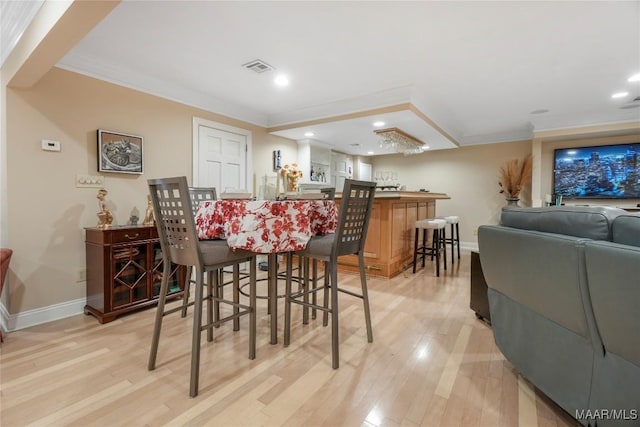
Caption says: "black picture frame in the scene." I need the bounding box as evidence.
[97,129,144,175]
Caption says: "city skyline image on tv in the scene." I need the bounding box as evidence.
[554,143,640,199]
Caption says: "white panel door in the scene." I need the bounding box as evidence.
[358,161,372,181]
[197,124,247,191]
[331,152,351,192]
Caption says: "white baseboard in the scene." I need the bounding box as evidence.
[0,297,85,332]
[461,241,479,252]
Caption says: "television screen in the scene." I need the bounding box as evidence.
[554,143,640,199]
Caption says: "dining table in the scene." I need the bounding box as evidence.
[194,198,337,344]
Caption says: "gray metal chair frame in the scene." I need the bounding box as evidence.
[147,176,256,397]
[320,187,336,200]
[284,180,375,369]
[181,187,217,317]
[308,187,336,320]
[275,187,337,322]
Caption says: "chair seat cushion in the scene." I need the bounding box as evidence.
[415,219,446,229]
[298,234,334,260]
[199,240,253,265]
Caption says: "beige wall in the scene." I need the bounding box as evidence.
[5,67,296,314]
[371,141,533,245]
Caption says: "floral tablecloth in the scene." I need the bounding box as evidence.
[195,200,337,253]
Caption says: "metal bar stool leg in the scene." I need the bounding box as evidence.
[148,260,172,370]
[181,265,192,317]
[284,253,293,347]
[412,227,419,273]
[303,257,309,325]
[330,261,339,369]
[456,222,461,259]
[433,229,440,277]
[442,228,447,271]
[312,259,318,320]
[323,262,330,327]
[189,271,205,397]
[207,270,214,342]
[359,252,373,343]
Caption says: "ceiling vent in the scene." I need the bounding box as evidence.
[242,59,274,73]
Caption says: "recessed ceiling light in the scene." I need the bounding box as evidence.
[530,109,550,114]
[611,92,629,99]
[304,132,314,137]
[274,74,289,86]
[367,151,375,155]
[423,146,430,150]
[373,121,385,127]
[628,73,640,82]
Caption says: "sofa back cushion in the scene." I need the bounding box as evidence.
[611,214,640,247]
[500,206,625,241]
[478,225,590,337]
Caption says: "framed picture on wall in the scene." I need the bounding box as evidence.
[97,129,144,174]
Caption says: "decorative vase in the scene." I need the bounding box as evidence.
[505,197,520,207]
[287,175,299,192]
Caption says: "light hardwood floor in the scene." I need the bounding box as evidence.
[0,251,579,426]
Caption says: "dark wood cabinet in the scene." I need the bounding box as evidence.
[85,225,185,323]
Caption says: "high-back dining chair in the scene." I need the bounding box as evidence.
[284,179,376,368]
[180,187,217,317]
[147,176,256,397]
[321,187,336,200]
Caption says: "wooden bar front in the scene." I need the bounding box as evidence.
[336,191,450,278]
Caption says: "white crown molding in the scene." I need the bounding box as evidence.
[57,51,269,127]
[1,297,85,332]
[266,85,414,127]
[459,127,534,146]
[531,112,640,134]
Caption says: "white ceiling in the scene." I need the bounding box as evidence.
[56,0,640,156]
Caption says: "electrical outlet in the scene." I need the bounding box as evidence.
[473,228,478,236]
[77,268,87,282]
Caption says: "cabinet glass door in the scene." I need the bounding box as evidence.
[152,245,183,297]
[112,245,149,308]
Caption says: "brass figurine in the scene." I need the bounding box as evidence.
[96,188,113,229]
[143,194,155,226]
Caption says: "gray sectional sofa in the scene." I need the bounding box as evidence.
[478,206,640,426]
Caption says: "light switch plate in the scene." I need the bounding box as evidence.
[76,174,105,188]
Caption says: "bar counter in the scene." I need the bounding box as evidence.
[335,190,450,278]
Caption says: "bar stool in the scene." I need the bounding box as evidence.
[438,215,461,264]
[413,218,447,276]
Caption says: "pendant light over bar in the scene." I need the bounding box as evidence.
[374,127,426,155]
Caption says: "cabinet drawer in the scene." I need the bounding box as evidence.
[85,226,156,244]
[109,228,153,243]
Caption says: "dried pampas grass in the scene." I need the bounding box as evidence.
[499,154,532,198]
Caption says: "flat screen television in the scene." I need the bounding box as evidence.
[554,143,640,199]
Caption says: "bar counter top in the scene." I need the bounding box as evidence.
[336,190,450,200]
